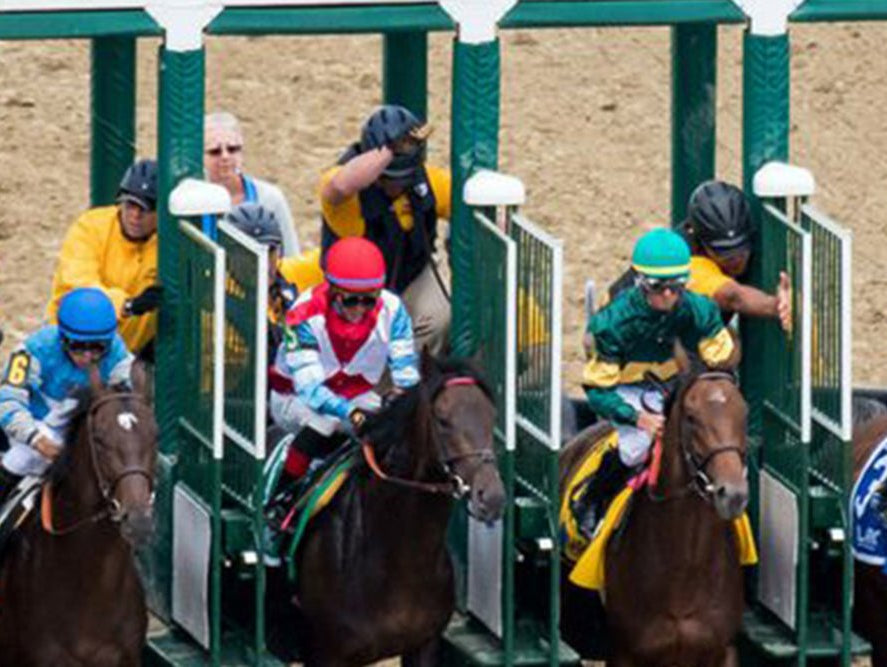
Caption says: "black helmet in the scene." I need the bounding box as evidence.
[687,180,752,252]
[225,202,282,246]
[117,159,158,211]
[360,105,427,181]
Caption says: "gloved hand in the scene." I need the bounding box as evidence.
[31,433,62,461]
[124,285,163,317]
[347,408,368,438]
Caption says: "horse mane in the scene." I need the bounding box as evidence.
[356,355,492,472]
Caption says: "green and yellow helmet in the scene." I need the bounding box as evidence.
[631,228,691,280]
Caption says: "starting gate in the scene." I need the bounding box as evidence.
[741,185,863,665]
[147,219,281,666]
[442,178,576,667]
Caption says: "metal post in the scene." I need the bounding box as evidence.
[150,40,206,627]
[383,31,428,120]
[449,38,501,356]
[671,24,717,226]
[741,31,790,438]
[90,36,136,206]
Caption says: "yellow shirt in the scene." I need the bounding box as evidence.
[47,206,157,353]
[687,255,734,299]
[318,165,452,237]
[278,248,324,293]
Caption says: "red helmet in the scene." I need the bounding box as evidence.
[325,237,386,292]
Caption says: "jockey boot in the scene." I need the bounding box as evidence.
[0,467,23,506]
[573,449,633,540]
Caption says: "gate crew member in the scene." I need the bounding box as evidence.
[269,237,420,479]
[319,105,450,355]
[0,288,133,503]
[46,159,162,361]
[682,180,792,331]
[573,228,736,538]
[223,202,324,357]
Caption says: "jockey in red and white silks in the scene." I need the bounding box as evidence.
[269,237,419,462]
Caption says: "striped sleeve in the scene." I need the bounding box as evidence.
[388,301,420,388]
[283,321,351,420]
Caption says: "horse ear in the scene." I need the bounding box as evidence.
[130,360,149,397]
[88,364,105,394]
[420,345,438,378]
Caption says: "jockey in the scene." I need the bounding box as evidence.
[269,237,420,480]
[573,228,736,538]
[224,202,324,355]
[683,180,791,330]
[0,288,133,503]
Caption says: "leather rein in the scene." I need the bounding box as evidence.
[42,391,154,536]
[361,376,496,498]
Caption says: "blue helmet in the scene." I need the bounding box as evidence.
[57,288,118,342]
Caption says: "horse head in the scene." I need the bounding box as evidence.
[422,351,506,523]
[80,362,158,545]
[665,367,748,520]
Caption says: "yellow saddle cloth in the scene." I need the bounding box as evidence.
[559,431,758,592]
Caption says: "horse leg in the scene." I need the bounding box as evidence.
[402,636,441,667]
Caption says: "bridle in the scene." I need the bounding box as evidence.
[648,371,747,502]
[361,375,497,499]
[42,391,155,536]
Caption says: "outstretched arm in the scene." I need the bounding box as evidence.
[713,271,791,331]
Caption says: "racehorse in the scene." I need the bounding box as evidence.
[850,405,887,667]
[279,352,506,667]
[0,365,157,667]
[560,368,749,667]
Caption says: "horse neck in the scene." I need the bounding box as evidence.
[384,391,439,481]
[53,421,104,522]
[659,398,690,493]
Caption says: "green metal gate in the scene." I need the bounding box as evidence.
[743,201,861,665]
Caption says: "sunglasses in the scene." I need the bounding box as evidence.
[205,144,243,157]
[65,340,110,356]
[641,277,688,294]
[336,293,379,308]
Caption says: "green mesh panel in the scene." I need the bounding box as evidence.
[760,204,810,493]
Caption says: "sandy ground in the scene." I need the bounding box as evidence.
[0,22,882,667]
[2,23,887,391]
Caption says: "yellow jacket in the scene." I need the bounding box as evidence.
[47,206,157,353]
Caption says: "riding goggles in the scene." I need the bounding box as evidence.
[335,291,380,309]
[64,338,111,356]
[638,275,688,294]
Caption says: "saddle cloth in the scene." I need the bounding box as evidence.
[851,433,887,572]
[559,431,758,592]
[263,437,358,580]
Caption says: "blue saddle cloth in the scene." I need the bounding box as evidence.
[851,434,887,574]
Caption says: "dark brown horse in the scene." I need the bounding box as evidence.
[850,404,887,667]
[0,366,157,666]
[560,370,748,667]
[281,353,506,667]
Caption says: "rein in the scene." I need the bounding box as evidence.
[647,371,746,503]
[361,375,496,498]
[41,391,154,536]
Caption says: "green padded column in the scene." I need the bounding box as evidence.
[148,43,206,624]
[671,24,717,226]
[450,38,501,356]
[741,32,790,437]
[383,31,428,120]
[90,36,136,206]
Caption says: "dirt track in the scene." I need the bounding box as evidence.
[1,23,886,389]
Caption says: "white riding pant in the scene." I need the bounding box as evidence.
[269,390,382,437]
[2,422,65,477]
[613,384,664,468]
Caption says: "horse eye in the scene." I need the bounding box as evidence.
[436,415,452,429]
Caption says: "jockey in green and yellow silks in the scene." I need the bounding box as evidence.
[573,228,735,538]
